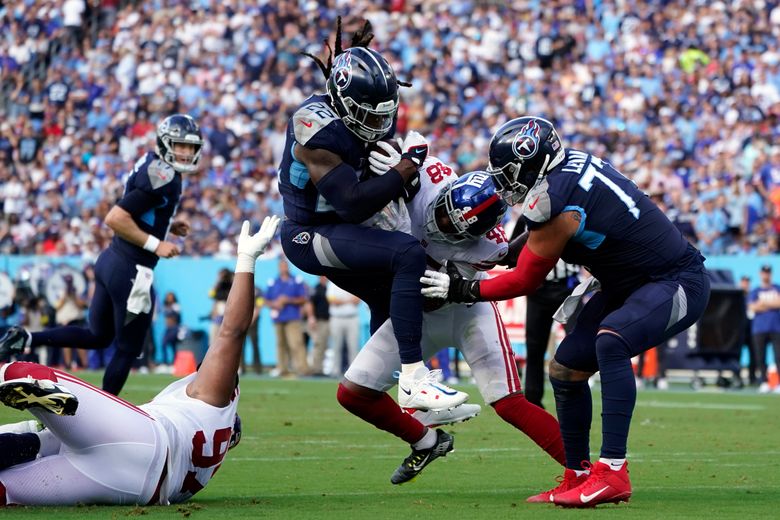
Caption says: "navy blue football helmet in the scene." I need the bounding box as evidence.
[327,47,399,143]
[424,171,508,244]
[155,114,204,173]
[229,414,242,450]
[487,116,565,205]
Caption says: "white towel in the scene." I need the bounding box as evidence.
[126,265,154,316]
[553,276,601,324]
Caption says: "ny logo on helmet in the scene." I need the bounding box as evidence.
[332,51,353,91]
[511,120,541,160]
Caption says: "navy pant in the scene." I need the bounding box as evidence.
[31,248,155,394]
[553,264,711,461]
[282,219,426,364]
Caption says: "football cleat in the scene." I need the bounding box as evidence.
[0,377,79,416]
[554,461,631,507]
[397,367,468,411]
[0,326,32,361]
[390,428,454,485]
[410,403,481,427]
[0,419,43,435]
[526,468,589,503]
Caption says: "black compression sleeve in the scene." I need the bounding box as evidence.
[315,163,405,223]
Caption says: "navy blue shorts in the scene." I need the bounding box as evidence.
[554,264,711,373]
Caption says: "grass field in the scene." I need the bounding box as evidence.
[0,373,778,519]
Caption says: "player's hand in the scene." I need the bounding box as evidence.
[236,215,280,273]
[420,264,481,303]
[368,139,402,176]
[170,220,190,237]
[401,131,429,168]
[156,241,181,258]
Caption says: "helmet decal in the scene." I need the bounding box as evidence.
[332,50,353,91]
[511,119,541,160]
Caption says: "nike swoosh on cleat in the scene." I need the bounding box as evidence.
[409,453,431,471]
[431,384,459,396]
[400,387,412,395]
[580,486,610,503]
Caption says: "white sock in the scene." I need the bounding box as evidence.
[574,469,590,477]
[401,361,425,377]
[599,457,626,471]
[36,429,61,457]
[412,428,436,450]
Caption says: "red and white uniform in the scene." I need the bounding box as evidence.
[0,363,236,506]
[140,373,239,504]
[346,157,520,404]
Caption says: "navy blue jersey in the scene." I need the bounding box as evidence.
[110,152,182,267]
[278,94,377,225]
[523,149,698,294]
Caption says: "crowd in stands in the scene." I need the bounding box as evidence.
[2,0,780,258]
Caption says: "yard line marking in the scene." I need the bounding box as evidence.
[641,400,766,411]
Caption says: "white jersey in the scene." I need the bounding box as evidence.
[407,156,509,279]
[140,373,240,504]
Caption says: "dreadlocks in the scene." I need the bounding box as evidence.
[301,16,412,87]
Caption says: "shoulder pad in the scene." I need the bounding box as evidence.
[523,177,553,224]
[293,102,339,146]
[146,159,176,190]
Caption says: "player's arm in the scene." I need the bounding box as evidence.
[187,216,280,407]
[105,188,181,258]
[422,211,580,302]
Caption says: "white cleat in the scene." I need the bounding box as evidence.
[397,367,468,411]
[411,403,481,427]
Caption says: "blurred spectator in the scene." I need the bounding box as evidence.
[747,264,780,393]
[242,285,264,374]
[266,258,309,377]
[161,291,181,367]
[52,274,89,370]
[326,280,360,378]
[308,276,330,377]
[207,268,233,348]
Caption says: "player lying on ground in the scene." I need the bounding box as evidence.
[337,150,565,485]
[421,116,711,507]
[0,216,279,506]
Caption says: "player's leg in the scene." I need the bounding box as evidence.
[556,270,710,507]
[453,302,565,466]
[282,221,425,365]
[104,289,155,395]
[0,362,166,505]
[339,319,453,485]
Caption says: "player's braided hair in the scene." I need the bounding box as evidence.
[301,16,412,87]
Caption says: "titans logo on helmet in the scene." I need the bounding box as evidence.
[511,119,541,160]
[332,50,353,91]
[292,231,311,245]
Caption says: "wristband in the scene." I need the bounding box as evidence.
[235,253,256,274]
[143,235,161,253]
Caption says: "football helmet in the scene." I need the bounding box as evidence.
[229,414,242,450]
[327,47,399,143]
[487,116,565,205]
[424,171,507,244]
[155,114,204,173]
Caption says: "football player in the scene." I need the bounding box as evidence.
[0,114,203,396]
[338,149,566,485]
[421,117,711,506]
[0,216,279,506]
[278,18,466,410]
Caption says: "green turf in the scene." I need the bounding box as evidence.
[1,373,778,519]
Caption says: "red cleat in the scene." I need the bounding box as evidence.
[554,461,631,508]
[526,468,589,503]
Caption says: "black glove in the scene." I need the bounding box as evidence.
[401,171,421,202]
[446,262,481,303]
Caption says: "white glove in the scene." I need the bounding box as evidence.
[401,130,429,168]
[420,269,450,299]
[368,139,402,176]
[235,215,280,273]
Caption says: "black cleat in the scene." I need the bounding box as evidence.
[390,428,454,485]
[0,326,31,362]
[0,377,79,416]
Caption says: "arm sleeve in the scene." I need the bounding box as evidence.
[479,245,559,301]
[315,162,405,223]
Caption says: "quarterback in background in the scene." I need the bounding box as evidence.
[0,216,279,506]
